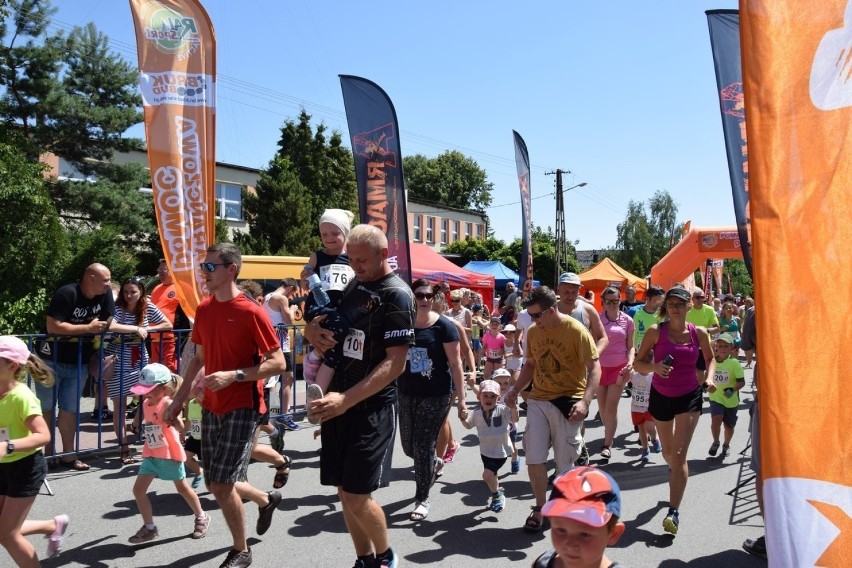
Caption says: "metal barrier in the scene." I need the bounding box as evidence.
[17,324,307,461]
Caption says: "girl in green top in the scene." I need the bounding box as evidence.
[0,335,71,564]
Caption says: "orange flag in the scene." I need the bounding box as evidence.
[741,1,852,565]
[129,0,216,319]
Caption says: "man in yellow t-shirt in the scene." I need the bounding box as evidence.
[505,286,600,533]
[685,289,720,335]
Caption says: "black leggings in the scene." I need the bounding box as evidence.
[398,392,451,502]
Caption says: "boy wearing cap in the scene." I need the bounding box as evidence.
[707,333,745,458]
[534,466,626,568]
[460,379,519,513]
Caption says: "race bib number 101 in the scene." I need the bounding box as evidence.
[343,329,366,360]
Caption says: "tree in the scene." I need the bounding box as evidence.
[0,138,65,333]
[442,236,507,265]
[236,111,358,255]
[404,150,493,211]
[723,259,753,297]
[613,190,683,276]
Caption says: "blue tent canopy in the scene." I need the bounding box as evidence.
[462,260,539,290]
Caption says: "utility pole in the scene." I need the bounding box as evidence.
[546,170,587,286]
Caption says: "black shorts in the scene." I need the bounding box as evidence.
[0,451,47,498]
[648,385,703,422]
[320,402,396,494]
[184,436,202,456]
[481,454,508,475]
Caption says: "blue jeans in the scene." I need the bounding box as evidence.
[35,361,85,413]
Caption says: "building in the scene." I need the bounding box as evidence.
[407,197,488,252]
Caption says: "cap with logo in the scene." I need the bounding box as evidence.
[541,466,622,527]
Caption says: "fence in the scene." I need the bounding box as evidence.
[16,324,306,461]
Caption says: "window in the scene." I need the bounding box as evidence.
[426,217,435,243]
[466,222,473,238]
[216,182,243,220]
[441,218,448,244]
[452,221,459,242]
[413,215,422,242]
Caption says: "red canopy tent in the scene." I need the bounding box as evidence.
[410,243,495,310]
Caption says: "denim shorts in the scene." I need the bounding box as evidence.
[35,361,85,413]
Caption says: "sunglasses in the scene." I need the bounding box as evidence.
[124,276,144,285]
[199,262,233,273]
[528,306,551,319]
[414,292,434,301]
[603,299,620,305]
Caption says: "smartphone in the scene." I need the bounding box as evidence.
[662,354,675,366]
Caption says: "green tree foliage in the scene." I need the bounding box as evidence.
[613,190,682,276]
[404,150,493,211]
[236,111,357,256]
[0,139,65,333]
[723,259,753,297]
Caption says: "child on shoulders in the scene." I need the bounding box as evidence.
[460,379,519,513]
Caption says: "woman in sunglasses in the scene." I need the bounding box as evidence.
[633,286,715,536]
[397,279,467,522]
[596,287,635,462]
[106,277,172,464]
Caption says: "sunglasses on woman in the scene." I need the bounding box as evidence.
[414,292,434,300]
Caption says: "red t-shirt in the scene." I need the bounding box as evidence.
[193,294,280,415]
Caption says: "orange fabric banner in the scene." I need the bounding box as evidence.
[129,0,216,320]
[741,1,851,565]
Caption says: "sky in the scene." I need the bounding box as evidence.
[49,0,740,250]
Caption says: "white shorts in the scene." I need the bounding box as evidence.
[506,356,522,372]
[523,398,583,470]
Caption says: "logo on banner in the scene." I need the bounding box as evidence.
[139,72,212,107]
[810,0,852,110]
[353,123,398,235]
[141,2,201,60]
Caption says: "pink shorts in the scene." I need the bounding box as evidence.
[631,411,654,426]
[600,366,623,387]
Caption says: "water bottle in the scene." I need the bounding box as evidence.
[307,273,331,307]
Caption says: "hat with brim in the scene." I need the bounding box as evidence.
[0,335,30,365]
[716,333,735,344]
[665,287,691,302]
[131,363,173,395]
[541,466,622,527]
[479,379,502,396]
[558,272,582,286]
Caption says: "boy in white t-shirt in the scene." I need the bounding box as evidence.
[630,371,662,462]
[460,380,519,513]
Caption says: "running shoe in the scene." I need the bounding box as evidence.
[709,441,720,456]
[651,438,663,453]
[640,449,651,462]
[575,440,590,466]
[46,514,69,558]
[90,406,112,421]
[511,458,521,474]
[256,490,281,535]
[489,488,506,512]
[663,510,679,535]
[277,413,300,431]
[191,514,210,539]
[306,383,324,424]
[191,473,204,490]
[442,441,460,463]
[742,535,767,559]
[721,444,731,457]
[219,548,253,568]
[375,548,398,568]
[128,525,158,544]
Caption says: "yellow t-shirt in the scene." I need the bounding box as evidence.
[0,383,43,463]
[527,316,599,401]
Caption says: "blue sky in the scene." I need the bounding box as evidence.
[51,0,739,250]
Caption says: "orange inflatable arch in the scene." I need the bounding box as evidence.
[650,226,743,290]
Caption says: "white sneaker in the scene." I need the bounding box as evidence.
[46,514,69,558]
[306,383,324,424]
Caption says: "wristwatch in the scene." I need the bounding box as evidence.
[235,369,245,382]
[5,441,14,455]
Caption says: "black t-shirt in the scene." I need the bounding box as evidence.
[43,283,115,364]
[620,300,643,313]
[399,315,460,398]
[311,250,352,305]
[330,272,415,409]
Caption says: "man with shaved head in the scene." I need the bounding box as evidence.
[37,263,115,470]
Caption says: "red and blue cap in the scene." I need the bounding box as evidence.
[541,466,622,527]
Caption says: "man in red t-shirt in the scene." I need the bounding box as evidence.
[165,243,285,568]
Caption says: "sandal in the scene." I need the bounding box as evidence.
[272,455,291,489]
[524,506,544,532]
[59,459,90,471]
[600,446,612,461]
[120,448,136,466]
[410,501,430,521]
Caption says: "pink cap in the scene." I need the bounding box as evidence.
[0,336,30,365]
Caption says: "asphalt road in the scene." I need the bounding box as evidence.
[6,367,767,568]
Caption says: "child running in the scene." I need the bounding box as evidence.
[533,466,626,568]
[491,368,522,473]
[708,333,745,458]
[0,336,70,565]
[183,396,205,489]
[460,379,519,513]
[128,363,209,544]
[630,370,662,462]
[481,317,506,382]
